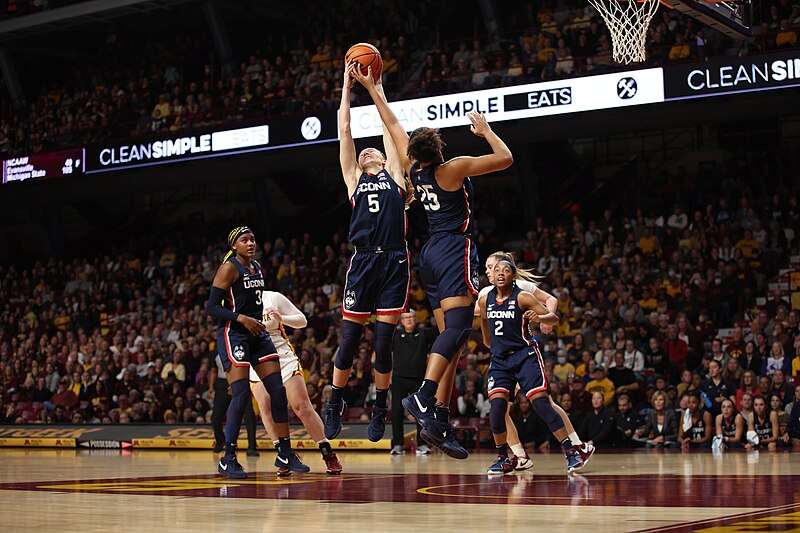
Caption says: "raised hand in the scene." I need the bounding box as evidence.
[343,61,358,90]
[352,65,376,92]
[467,111,491,138]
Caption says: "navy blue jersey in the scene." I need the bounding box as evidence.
[721,416,737,439]
[349,170,407,248]
[219,257,265,334]
[688,413,707,441]
[486,285,534,357]
[754,414,772,441]
[410,162,474,235]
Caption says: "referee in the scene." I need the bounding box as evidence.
[390,310,437,454]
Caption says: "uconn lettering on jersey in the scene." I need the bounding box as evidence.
[357,181,393,193]
[487,310,515,319]
[243,278,265,289]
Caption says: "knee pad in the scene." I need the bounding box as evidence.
[262,372,288,424]
[335,320,364,371]
[373,321,395,374]
[489,397,508,435]
[532,396,565,433]
[430,306,473,362]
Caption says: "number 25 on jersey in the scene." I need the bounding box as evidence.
[416,184,441,211]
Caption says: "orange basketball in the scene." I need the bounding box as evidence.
[345,42,382,81]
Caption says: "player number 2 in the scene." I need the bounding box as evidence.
[494,320,504,336]
[368,194,380,213]
[417,184,441,211]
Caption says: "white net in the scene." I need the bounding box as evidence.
[587,0,661,64]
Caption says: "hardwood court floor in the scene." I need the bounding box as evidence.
[0,448,798,533]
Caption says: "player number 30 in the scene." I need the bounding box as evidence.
[416,184,441,211]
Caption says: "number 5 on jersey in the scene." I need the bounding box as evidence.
[367,193,380,213]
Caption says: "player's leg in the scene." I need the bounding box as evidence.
[251,380,278,441]
[285,374,342,474]
[487,391,514,475]
[218,363,251,479]
[405,296,473,429]
[243,394,259,456]
[253,338,296,476]
[519,349,583,473]
[327,253,373,439]
[210,380,231,453]
[505,395,533,470]
[550,397,594,465]
[368,312,401,442]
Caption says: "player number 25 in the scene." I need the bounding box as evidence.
[368,194,380,213]
[416,184,441,211]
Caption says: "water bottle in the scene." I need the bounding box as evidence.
[700,391,712,409]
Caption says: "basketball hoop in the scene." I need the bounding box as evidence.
[587,0,663,63]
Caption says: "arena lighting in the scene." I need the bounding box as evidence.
[347,68,666,139]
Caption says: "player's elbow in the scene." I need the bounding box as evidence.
[498,152,514,169]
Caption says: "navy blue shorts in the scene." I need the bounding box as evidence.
[487,344,548,399]
[342,247,410,319]
[217,326,279,371]
[418,232,479,310]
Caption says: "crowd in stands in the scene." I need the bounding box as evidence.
[0,153,798,450]
[2,0,799,157]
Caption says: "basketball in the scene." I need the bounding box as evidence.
[345,42,382,81]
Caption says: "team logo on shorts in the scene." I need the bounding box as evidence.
[233,345,245,361]
[471,270,480,290]
[488,376,495,390]
[344,290,357,310]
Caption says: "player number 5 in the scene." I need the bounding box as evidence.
[368,193,380,213]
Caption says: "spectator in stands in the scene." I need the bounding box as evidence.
[770,370,792,406]
[786,385,800,416]
[579,391,616,448]
[740,341,763,374]
[776,19,798,47]
[635,390,678,447]
[614,394,640,447]
[609,351,640,399]
[644,336,670,376]
[662,325,688,376]
[763,341,791,375]
[783,396,800,448]
[698,359,736,418]
[622,339,645,373]
[586,364,615,407]
[553,349,575,383]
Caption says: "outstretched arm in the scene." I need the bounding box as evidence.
[519,291,559,326]
[339,62,361,197]
[352,66,412,175]
[436,111,513,189]
[263,291,307,330]
[477,295,491,348]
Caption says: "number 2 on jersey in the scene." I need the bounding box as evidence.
[494,320,503,336]
[416,184,441,211]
